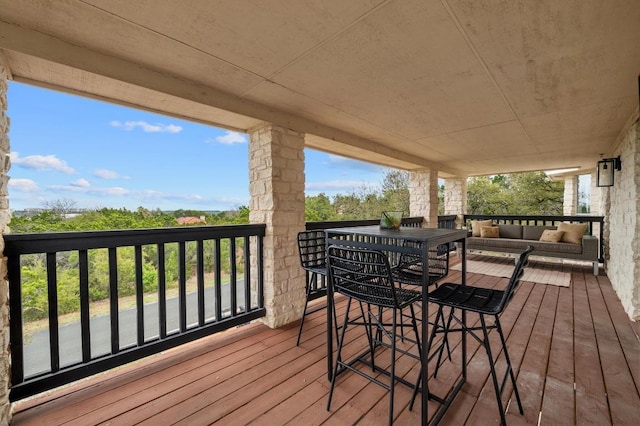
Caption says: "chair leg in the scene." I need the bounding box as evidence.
[332,292,340,347]
[407,303,423,412]
[480,314,508,426]
[327,297,353,411]
[409,303,441,410]
[296,272,315,346]
[388,307,398,426]
[433,306,454,378]
[408,303,422,359]
[361,302,377,372]
[495,316,524,415]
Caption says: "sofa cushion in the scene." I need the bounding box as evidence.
[498,224,523,239]
[523,225,556,241]
[470,219,493,237]
[539,229,564,242]
[480,226,500,238]
[558,222,588,244]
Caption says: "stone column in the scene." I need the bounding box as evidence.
[0,54,12,424]
[409,169,438,227]
[248,124,306,328]
[563,175,578,215]
[606,121,639,320]
[444,177,467,228]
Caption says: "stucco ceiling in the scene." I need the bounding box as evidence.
[1,0,639,177]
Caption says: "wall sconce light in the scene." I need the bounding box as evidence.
[596,156,621,187]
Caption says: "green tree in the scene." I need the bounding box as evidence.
[507,172,563,215]
[467,172,563,215]
[379,170,409,214]
[305,193,334,221]
[467,176,509,214]
[332,193,363,219]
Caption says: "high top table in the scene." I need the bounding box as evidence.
[325,225,468,425]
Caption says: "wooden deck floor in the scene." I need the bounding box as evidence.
[12,259,640,425]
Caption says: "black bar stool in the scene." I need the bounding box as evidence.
[412,246,534,425]
[326,245,422,426]
[296,230,337,346]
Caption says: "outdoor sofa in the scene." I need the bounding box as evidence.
[465,220,600,275]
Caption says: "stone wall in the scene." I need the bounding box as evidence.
[606,120,639,320]
[409,169,438,227]
[0,57,12,423]
[248,124,306,328]
[444,177,467,228]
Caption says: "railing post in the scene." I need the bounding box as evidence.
[46,253,60,372]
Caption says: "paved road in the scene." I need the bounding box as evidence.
[23,283,246,377]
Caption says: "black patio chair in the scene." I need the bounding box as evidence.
[296,230,338,346]
[326,245,422,426]
[392,241,451,351]
[411,246,534,425]
[391,241,450,288]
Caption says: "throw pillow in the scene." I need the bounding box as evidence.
[539,229,564,242]
[557,222,588,244]
[480,226,500,238]
[471,219,493,237]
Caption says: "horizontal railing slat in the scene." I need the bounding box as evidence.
[3,224,266,254]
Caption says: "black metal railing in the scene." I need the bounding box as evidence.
[463,214,605,262]
[5,215,455,401]
[437,214,457,229]
[5,224,266,401]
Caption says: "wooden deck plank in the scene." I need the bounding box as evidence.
[585,272,640,424]
[11,321,278,425]
[572,269,612,425]
[481,283,555,425]
[539,283,575,424]
[598,275,640,397]
[11,261,640,426]
[67,326,299,425]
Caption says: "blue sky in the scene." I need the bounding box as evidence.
[7,82,390,211]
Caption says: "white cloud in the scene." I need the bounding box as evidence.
[48,184,131,196]
[8,178,39,192]
[32,180,241,210]
[110,120,182,133]
[10,152,75,174]
[48,184,88,193]
[101,187,130,196]
[71,179,91,188]
[94,169,124,179]
[213,130,247,145]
